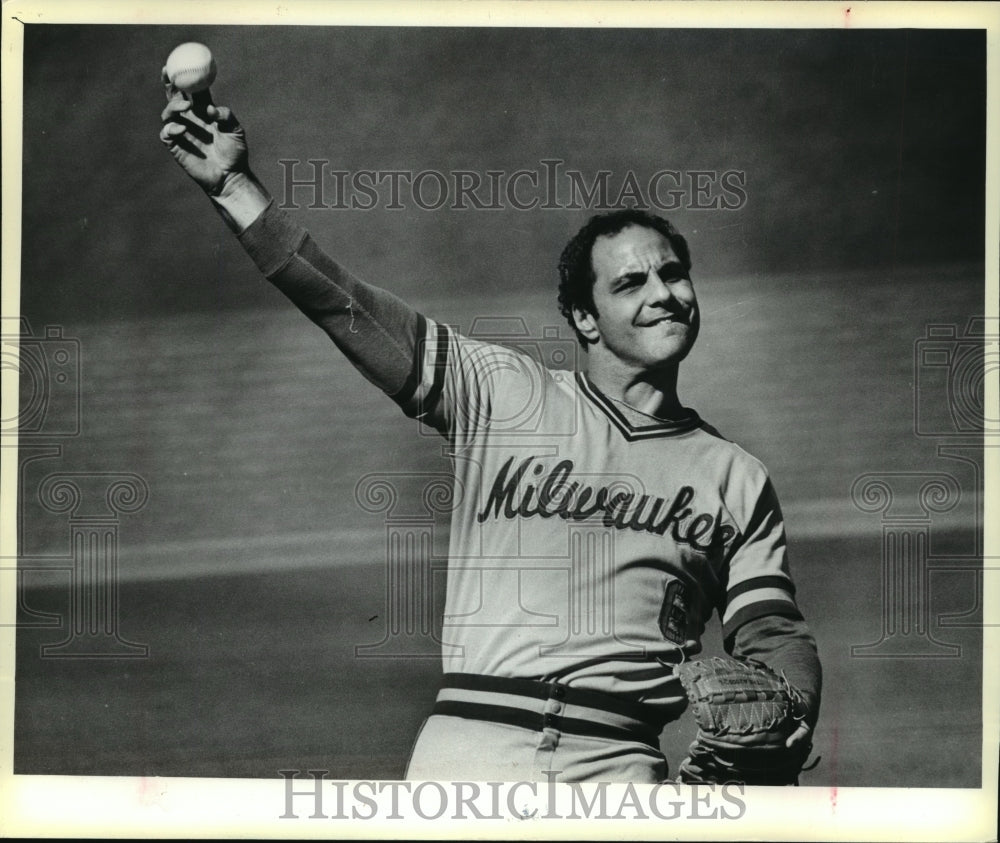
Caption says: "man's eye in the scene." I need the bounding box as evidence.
[616,276,643,291]
[658,269,686,284]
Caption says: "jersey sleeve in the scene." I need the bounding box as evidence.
[719,473,804,643]
[237,201,521,438]
[390,317,539,440]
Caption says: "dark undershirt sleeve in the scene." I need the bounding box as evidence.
[728,614,822,727]
[237,201,422,398]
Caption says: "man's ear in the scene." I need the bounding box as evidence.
[572,306,600,344]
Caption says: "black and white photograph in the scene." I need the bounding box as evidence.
[1,1,997,839]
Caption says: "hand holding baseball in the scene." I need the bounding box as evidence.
[159,44,249,197]
[164,42,217,96]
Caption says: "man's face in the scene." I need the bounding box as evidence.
[575,224,700,371]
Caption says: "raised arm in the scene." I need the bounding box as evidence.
[159,87,422,399]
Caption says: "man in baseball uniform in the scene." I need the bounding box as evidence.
[160,88,821,784]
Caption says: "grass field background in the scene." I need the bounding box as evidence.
[9,24,988,789]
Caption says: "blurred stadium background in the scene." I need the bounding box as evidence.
[10,24,987,786]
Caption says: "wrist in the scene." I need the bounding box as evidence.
[793,689,820,727]
[210,171,271,233]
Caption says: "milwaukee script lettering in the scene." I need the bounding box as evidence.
[476,456,738,553]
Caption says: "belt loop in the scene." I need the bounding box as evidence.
[435,673,666,748]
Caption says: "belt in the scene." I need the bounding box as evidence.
[431,673,665,749]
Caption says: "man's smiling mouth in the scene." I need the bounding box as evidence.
[642,313,685,327]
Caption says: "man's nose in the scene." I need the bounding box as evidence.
[645,269,674,304]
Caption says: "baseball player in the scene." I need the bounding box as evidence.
[160,85,821,784]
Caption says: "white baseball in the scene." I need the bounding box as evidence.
[165,42,217,94]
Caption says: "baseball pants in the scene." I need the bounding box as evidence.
[404,674,670,783]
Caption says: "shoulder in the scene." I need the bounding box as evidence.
[438,319,572,400]
[688,419,772,489]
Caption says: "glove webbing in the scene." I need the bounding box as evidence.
[701,697,789,735]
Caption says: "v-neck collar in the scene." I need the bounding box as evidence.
[576,372,702,441]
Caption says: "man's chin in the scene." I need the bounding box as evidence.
[646,337,696,369]
[593,333,697,371]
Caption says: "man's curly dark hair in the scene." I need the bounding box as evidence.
[557,209,692,346]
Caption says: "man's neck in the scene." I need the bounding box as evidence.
[585,356,685,421]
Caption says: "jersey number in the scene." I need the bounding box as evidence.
[658,579,692,645]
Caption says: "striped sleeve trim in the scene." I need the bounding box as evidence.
[394,317,450,420]
[721,579,801,640]
[726,574,796,601]
[422,323,449,415]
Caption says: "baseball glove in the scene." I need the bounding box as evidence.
[674,656,816,786]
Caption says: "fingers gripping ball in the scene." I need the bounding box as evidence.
[674,656,816,786]
[164,42,217,94]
